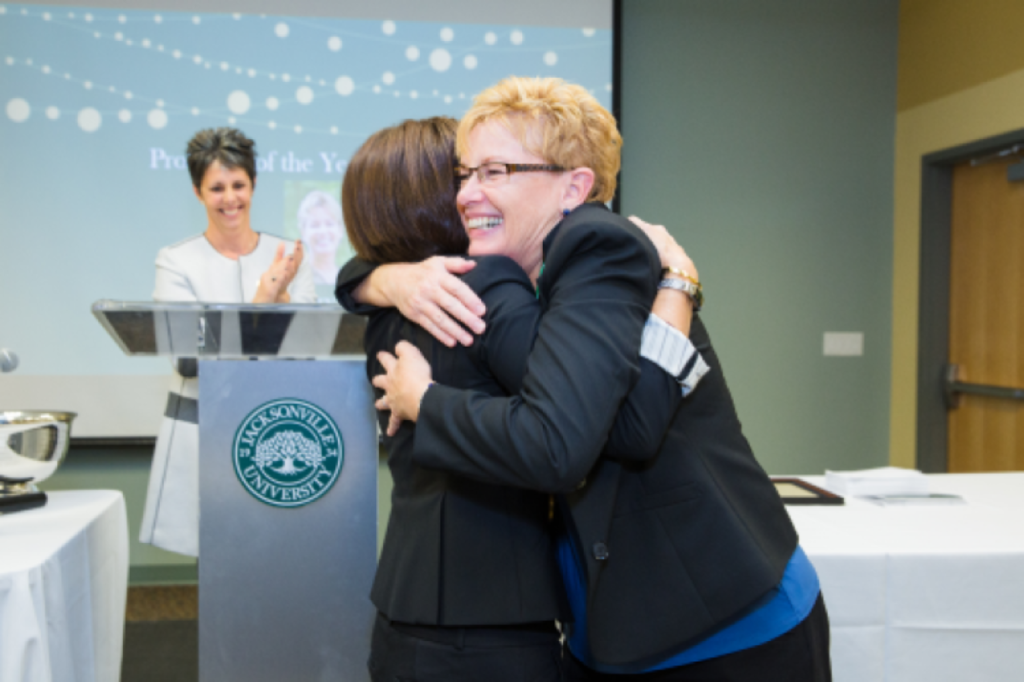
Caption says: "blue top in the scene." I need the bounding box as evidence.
[557,533,819,673]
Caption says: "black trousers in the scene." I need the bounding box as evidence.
[368,612,563,682]
[564,594,832,682]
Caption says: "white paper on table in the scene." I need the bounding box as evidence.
[824,466,929,497]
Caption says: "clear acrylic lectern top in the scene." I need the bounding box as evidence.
[92,300,366,358]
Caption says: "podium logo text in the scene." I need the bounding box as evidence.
[232,398,343,508]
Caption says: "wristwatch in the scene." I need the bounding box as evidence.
[658,277,703,311]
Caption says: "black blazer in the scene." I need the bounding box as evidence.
[345,247,684,627]
[361,256,562,626]
[412,204,798,668]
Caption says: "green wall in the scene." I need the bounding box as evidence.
[618,0,898,475]
[37,0,899,581]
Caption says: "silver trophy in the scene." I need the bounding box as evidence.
[0,410,76,513]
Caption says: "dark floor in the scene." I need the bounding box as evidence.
[122,586,198,682]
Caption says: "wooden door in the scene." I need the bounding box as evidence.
[947,158,1024,472]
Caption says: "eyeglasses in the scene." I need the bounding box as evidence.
[455,162,565,188]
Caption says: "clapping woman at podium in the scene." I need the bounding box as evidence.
[140,127,316,558]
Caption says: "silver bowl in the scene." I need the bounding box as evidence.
[0,411,76,494]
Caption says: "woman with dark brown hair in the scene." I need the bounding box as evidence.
[344,117,563,682]
[342,117,699,682]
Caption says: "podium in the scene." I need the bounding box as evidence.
[93,301,376,682]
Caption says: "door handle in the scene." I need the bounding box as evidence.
[943,364,1024,409]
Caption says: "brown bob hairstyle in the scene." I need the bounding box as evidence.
[342,117,467,264]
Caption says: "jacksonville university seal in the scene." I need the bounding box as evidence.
[233,398,343,508]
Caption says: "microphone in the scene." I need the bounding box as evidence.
[1,349,18,373]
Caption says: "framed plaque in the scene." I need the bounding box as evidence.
[771,478,844,505]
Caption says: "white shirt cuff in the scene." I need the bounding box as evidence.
[640,314,710,397]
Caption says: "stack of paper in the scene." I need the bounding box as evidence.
[824,466,929,497]
[862,493,964,506]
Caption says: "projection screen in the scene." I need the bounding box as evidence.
[0,0,614,438]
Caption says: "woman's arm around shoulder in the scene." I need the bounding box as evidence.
[336,255,486,347]
[460,255,542,394]
[412,206,661,492]
[334,257,380,314]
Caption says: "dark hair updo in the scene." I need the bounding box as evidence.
[342,117,467,264]
[186,127,257,189]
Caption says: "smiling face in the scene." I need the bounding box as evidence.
[194,160,254,235]
[456,120,570,282]
[300,206,344,254]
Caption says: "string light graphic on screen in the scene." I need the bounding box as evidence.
[2,6,608,135]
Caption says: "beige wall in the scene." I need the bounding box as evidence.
[899,0,1024,111]
[891,2,1024,465]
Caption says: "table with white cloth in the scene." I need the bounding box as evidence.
[0,490,129,682]
[793,472,1024,682]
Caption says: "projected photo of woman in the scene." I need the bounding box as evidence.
[142,127,315,558]
[297,189,346,285]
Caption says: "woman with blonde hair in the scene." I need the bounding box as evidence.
[353,77,831,682]
[342,114,700,681]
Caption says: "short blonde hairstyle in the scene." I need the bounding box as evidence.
[456,77,621,203]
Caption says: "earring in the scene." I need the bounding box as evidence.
[562,208,570,217]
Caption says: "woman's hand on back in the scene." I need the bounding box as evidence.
[628,216,698,283]
[373,341,434,436]
[371,256,488,347]
[629,216,697,334]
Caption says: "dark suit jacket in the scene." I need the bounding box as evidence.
[412,204,798,668]
[361,256,562,626]
[346,247,684,627]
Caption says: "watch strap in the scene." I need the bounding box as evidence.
[657,277,704,311]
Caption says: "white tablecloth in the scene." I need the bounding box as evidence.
[0,491,128,682]
[793,473,1024,682]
